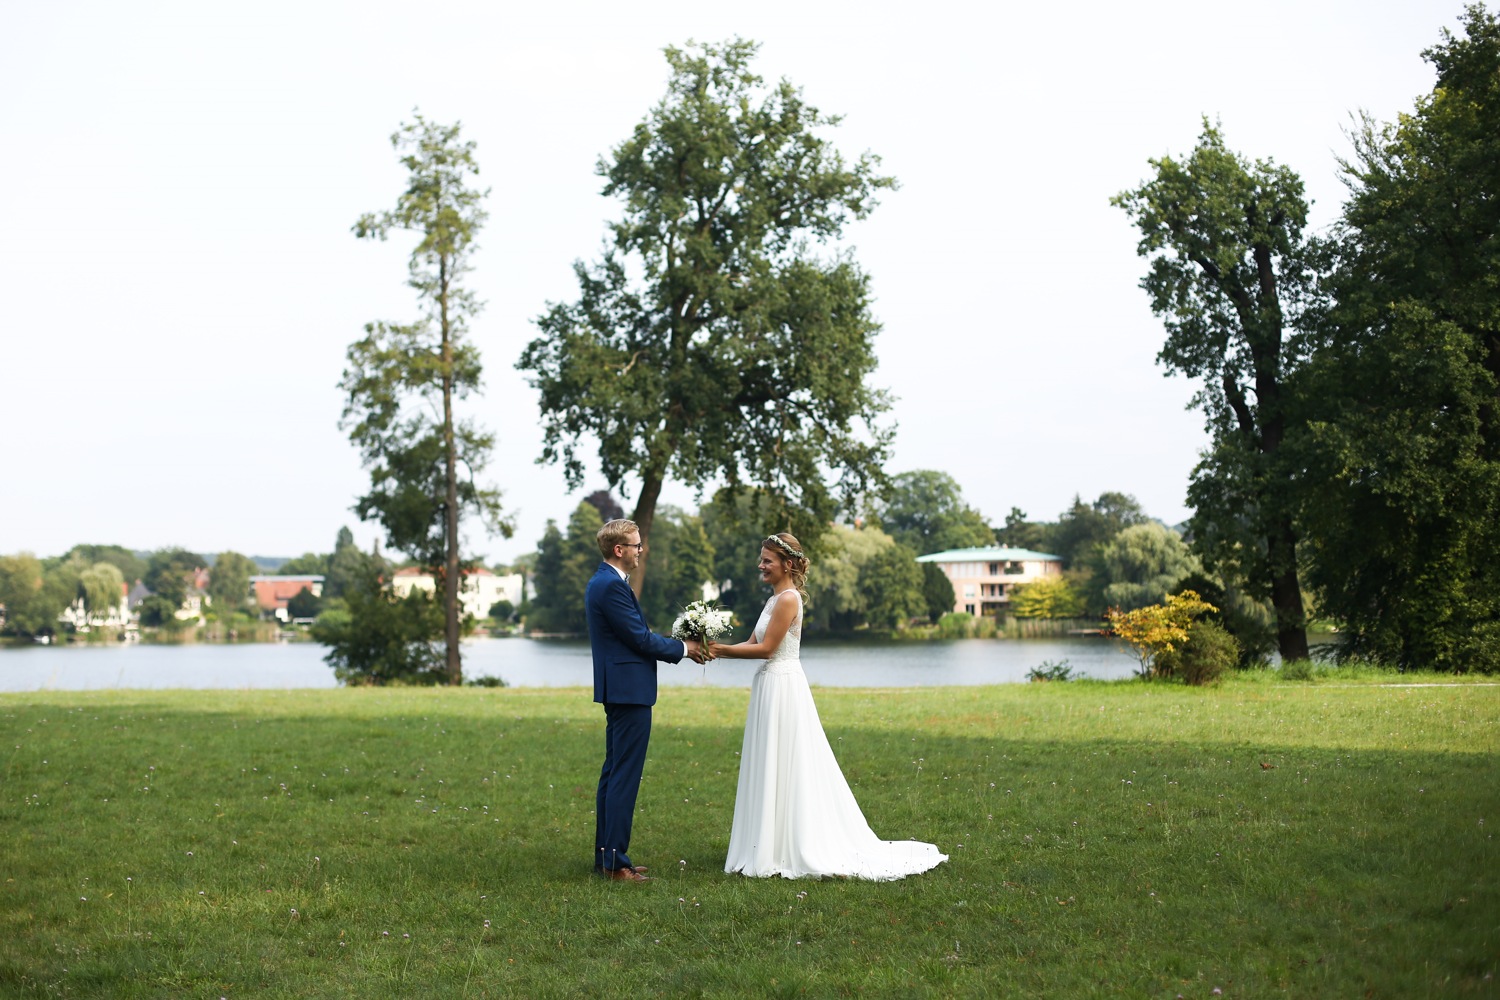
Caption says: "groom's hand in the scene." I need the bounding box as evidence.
[684,639,707,664]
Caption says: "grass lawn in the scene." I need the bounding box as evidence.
[1,674,1496,998]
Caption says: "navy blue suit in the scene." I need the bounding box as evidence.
[585,561,685,872]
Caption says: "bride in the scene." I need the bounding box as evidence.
[708,533,948,880]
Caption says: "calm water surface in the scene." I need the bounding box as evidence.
[0,636,1139,691]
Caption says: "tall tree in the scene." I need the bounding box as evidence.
[142,548,204,611]
[1049,492,1150,567]
[324,527,369,600]
[872,470,995,555]
[1299,4,1500,671]
[0,554,63,637]
[526,502,604,635]
[995,507,1054,552]
[208,551,256,615]
[344,113,512,684]
[1114,123,1317,660]
[519,39,896,595]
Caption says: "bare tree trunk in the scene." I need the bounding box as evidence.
[440,260,462,685]
[628,464,667,599]
[1267,520,1309,662]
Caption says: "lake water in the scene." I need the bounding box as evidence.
[0,636,1140,691]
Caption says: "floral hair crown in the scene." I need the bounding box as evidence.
[764,535,805,560]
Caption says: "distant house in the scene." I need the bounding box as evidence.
[250,575,325,623]
[177,567,211,623]
[915,547,1063,617]
[390,567,523,620]
[126,579,152,611]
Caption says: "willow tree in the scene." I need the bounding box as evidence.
[518,39,895,594]
[343,113,510,684]
[1113,123,1317,661]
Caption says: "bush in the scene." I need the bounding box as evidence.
[465,675,508,687]
[1280,658,1316,681]
[1155,620,1239,685]
[314,583,446,685]
[936,612,973,638]
[1026,659,1075,682]
[137,595,183,629]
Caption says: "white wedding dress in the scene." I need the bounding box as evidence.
[724,589,948,880]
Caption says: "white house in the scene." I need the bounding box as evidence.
[390,567,523,620]
[915,547,1063,617]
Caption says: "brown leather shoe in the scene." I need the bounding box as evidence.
[605,866,652,882]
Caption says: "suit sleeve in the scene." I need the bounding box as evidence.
[599,580,685,663]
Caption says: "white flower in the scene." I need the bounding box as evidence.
[670,600,734,642]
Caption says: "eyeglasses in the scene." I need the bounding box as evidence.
[618,542,645,552]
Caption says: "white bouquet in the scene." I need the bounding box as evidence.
[671,599,735,650]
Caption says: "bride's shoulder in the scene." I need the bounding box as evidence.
[772,588,803,607]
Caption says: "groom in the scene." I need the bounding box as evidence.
[587,518,706,883]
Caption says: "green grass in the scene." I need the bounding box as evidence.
[1,675,1496,998]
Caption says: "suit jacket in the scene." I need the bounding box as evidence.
[585,561,684,705]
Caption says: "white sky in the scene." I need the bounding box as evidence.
[0,0,1459,564]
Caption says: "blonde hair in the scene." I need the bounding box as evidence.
[597,518,639,559]
[763,532,809,603]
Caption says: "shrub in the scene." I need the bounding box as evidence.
[1280,658,1316,681]
[936,612,973,639]
[1026,659,1075,682]
[933,612,998,639]
[1155,620,1239,685]
[465,675,508,687]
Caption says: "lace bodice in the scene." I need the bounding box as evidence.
[752,589,802,670]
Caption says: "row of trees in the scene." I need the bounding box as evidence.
[520,478,1207,639]
[1113,6,1500,671]
[0,532,391,638]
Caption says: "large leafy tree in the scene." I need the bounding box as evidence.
[1114,124,1317,661]
[142,548,204,611]
[0,554,66,636]
[1299,5,1500,671]
[343,113,512,684]
[208,551,257,615]
[1049,493,1150,567]
[519,39,896,595]
[872,470,995,555]
[325,527,371,600]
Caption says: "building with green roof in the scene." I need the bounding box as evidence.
[915,547,1063,617]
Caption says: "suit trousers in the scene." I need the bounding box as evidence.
[595,702,652,871]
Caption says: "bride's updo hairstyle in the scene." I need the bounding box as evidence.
[763,532,809,603]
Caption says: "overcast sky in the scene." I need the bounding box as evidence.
[0,0,1460,564]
